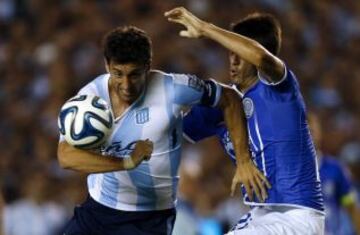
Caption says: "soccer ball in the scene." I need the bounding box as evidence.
[58,94,113,149]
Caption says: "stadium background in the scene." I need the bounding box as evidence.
[0,0,359,234]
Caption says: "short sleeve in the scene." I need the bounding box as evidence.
[171,73,222,107]
[183,105,224,143]
[258,63,289,86]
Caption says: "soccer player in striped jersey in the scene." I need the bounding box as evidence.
[57,26,267,235]
[166,7,325,234]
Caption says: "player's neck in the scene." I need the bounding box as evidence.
[235,75,258,93]
[109,90,129,118]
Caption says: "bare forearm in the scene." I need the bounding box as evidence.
[58,142,128,173]
[201,23,284,80]
[219,88,251,163]
[202,23,265,67]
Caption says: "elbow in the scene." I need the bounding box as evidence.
[57,142,73,169]
[258,52,274,70]
[57,151,71,169]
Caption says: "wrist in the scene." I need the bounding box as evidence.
[200,21,213,37]
[236,155,252,164]
[123,156,135,170]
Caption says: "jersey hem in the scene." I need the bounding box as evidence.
[243,201,325,215]
[88,192,176,211]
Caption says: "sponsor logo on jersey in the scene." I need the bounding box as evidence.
[102,141,137,156]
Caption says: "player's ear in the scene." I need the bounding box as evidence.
[104,58,110,73]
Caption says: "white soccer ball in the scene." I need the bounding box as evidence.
[58,94,114,149]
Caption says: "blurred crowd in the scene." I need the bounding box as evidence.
[0,0,360,234]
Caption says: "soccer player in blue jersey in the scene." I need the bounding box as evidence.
[57,26,268,235]
[308,112,360,235]
[166,7,325,234]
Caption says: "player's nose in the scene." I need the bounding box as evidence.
[122,77,131,90]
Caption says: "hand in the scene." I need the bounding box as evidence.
[164,7,205,38]
[231,159,271,202]
[127,139,153,169]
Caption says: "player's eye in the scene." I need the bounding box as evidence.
[113,72,123,78]
[129,72,142,79]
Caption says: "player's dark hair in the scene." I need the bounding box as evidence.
[103,26,152,67]
[231,13,281,55]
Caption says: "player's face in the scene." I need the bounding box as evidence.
[229,52,253,81]
[107,61,148,103]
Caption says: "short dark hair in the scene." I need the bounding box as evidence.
[103,26,152,67]
[231,13,281,55]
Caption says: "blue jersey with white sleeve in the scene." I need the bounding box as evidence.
[183,66,324,213]
[59,70,222,211]
[320,155,356,235]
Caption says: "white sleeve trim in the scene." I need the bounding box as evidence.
[210,79,222,107]
[182,133,196,144]
[231,84,244,98]
[258,63,287,86]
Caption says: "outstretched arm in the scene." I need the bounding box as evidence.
[165,7,285,83]
[57,140,153,173]
[218,86,270,201]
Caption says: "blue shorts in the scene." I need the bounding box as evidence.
[63,196,176,235]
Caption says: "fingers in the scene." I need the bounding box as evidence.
[167,17,183,24]
[243,182,253,201]
[134,139,153,160]
[253,174,267,202]
[143,139,153,160]
[179,30,192,38]
[164,7,185,18]
[230,178,237,197]
[232,168,271,202]
[259,172,271,189]
[250,178,262,202]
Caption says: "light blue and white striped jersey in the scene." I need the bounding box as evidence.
[60,70,222,211]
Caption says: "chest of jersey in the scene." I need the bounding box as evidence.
[103,77,182,157]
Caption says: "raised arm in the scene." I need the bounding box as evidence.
[57,140,153,173]
[165,7,285,83]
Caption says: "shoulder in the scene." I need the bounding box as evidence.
[78,73,109,95]
[150,70,175,80]
[153,70,200,84]
[258,64,298,87]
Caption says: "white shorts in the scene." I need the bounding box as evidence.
[225,206,325,235]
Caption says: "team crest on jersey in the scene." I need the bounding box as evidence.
[136,107,149,124]
[243,98,254,118]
